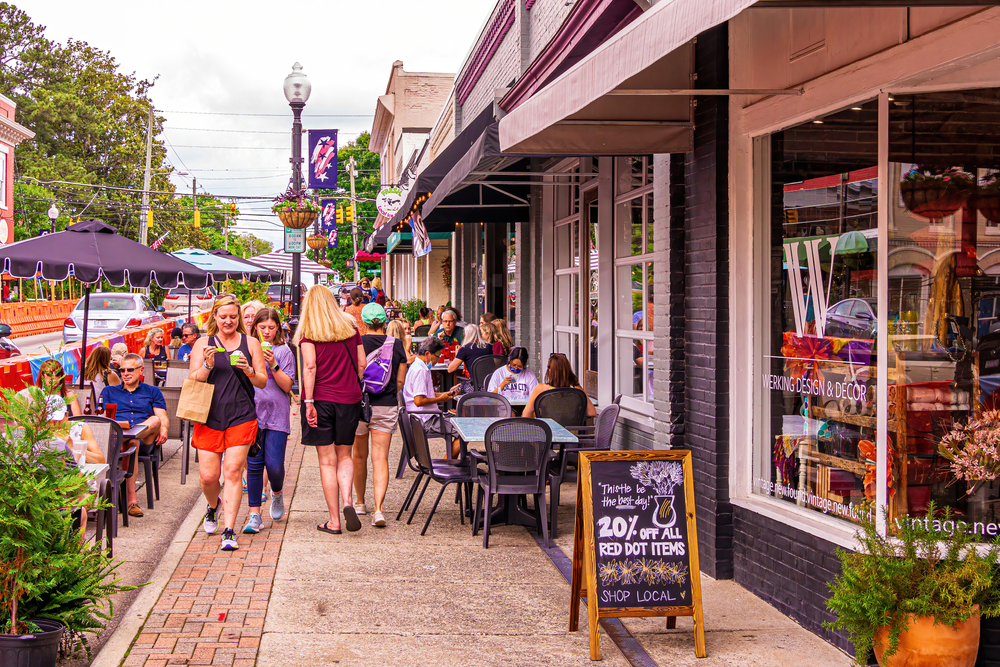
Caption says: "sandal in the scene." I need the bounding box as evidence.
[343,505,362,532]
[317,522,341,535]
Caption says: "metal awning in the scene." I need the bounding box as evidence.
[387,231,454,255]
[499,0,761,155]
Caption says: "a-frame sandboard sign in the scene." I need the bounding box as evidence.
[570,450,706,660]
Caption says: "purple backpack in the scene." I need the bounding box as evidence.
[362,336,396,394]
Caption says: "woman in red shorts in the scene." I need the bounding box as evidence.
[188,295,268,551]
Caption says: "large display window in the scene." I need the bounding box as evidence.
[755,89,1000,539]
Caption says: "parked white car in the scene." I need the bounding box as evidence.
[63,293,165,343]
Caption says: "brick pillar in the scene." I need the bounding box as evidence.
[517,175,543,371]
[683,23,732,580]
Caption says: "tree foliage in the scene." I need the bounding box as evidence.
[310,131,380,281]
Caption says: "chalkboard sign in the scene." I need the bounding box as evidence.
[570,450,705,661]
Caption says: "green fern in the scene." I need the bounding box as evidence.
[825,502,1000,665]
[0,386,141,658]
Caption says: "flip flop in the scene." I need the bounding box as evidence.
[343,505,362,532]
[317,522,341,535]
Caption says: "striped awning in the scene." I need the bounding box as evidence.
[249,250,332,275]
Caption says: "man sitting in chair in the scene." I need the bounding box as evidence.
[100,352,169,518]
[403,337,460,457]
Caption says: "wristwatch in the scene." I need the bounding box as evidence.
[303,399,315,404]
[271,363,280,372]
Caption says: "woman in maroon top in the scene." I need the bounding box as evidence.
[295,286,366,534]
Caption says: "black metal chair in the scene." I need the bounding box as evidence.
[69,415,128,538]
[404,416,476,535]
[396,406,468,520]
[414,324,431,337]
[533,387,591,538]
[473,418,554,548]
[547,404,620,539]
[456,391,512,419]
[469,355,508,391]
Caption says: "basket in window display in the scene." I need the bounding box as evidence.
[899,168,974,219]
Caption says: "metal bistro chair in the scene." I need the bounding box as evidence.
[414,324,431,337]
[69,415,128,540]
[136,386,185,508]
[404,416,476,535]
[473,418,554,549]
[453,392,512,508]
[396,406,468,521]
[469,355,508,391]
[164,360,189,388]
[534,387,590,539]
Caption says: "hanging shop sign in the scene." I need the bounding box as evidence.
[376,186,404,218]
[307,130,339,189]
[570,450,705,660]
[283,226,306,254]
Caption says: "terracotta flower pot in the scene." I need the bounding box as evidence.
[276,208,318,229]
[874,607,980,667]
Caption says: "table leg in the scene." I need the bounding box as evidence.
[180,422,189,485]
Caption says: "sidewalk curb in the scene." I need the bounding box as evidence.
[90,489,207,667]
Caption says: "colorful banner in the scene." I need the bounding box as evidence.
[307,130,338,189]
[410,210,431,258]
[326,227,339,249]
[319,198,338,231]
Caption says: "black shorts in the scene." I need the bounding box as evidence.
[301,400,362,447]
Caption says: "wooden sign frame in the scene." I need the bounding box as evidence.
[570,450,706,660]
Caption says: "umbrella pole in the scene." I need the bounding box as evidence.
[79,283,91,389]
[188,290,192,323]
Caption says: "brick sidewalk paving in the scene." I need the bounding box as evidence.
[122,428,305,667]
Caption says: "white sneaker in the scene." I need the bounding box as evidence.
[269,491,285,521]
[353,502,367,516]
[372,510,386,528]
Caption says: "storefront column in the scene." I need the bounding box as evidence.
[516,177,544,368]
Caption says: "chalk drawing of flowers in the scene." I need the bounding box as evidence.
[630,461,684,495]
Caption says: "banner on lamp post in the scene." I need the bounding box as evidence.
[326,227,338,249]
[319,198,338,230]
[307,130,338,189]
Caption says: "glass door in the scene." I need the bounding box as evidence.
[584,192,600,398]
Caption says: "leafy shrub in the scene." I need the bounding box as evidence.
[400,297,426,324]
[825,503,1000,665]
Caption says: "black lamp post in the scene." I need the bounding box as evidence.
[283,62,311,328]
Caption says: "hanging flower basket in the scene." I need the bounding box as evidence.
[977,175,1000,224]
[306,234,328,250]
[900,168,974,220]
[272,189,321,229]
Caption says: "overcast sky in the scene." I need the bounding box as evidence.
[14,0,495,254]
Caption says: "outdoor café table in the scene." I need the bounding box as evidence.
[80,462,110,478]
[429,362,457,393]
[451,416,577,530]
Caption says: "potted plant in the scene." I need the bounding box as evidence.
[306,234,328,250]
[0,388,137,664]
[825,502,1000,667]
[272,189,320,229]
[938,410,1000,522]
[900,167,975,219]
[976,173,1000,224]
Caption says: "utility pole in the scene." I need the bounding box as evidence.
[347,155,359,282]
[192,178,198,233]
[224,202,229,252]
[138,107,153,246]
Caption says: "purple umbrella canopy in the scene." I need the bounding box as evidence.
[0,219,211,288]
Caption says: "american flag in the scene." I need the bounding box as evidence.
[151,232,169,250]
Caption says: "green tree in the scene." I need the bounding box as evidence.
[311,131,380,280]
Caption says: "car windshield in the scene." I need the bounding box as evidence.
[77,296,135,311]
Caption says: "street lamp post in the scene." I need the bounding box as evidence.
[47,204,59,234]
[283,62,311,329]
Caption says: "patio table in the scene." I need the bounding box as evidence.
[80,462,110,477]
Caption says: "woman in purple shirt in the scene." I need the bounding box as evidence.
[242,307,296,534]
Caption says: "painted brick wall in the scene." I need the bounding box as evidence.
[516,168,545,370]
[683,24,732,580]
[461,25,521,125]
[527,0,576,63]
[733,507,851,654]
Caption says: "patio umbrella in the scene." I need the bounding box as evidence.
[0,219,210,387]
[170,248,283,320]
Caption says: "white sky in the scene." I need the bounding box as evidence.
[13,0,495,256]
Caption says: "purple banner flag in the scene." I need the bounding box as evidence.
[307,130,338,189]
[327,227,339,249]
[319,198,338,230]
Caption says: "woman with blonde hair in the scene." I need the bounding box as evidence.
[110,342,128,373]
[386,320,415,365]
[188,295,268,551]
[295,286,366,534]
[242,300,267,333]
[492,318,514,356]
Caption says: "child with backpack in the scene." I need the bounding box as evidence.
[351,303,408,527]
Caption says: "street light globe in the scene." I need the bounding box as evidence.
[47,204,59,221]
[283,62,311,105]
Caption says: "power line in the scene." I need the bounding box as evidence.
[169,145,287,150]
[157,109,373,118]
[164,127,288,134]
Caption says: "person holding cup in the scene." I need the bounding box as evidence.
[242,307,295,534]
[99,353,170,518]
[188,295,267,551]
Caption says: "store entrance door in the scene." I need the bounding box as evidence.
[583,193,599,399]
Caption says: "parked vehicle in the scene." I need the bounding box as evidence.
[331,283,358,307]
[161,286,217,312]
[0,323,20,359]
[266,283,307,305]
[63,293,164,343]
[825,297,877,339]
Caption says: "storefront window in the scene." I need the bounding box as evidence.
[755,101,879,524]
[886,89,1000,533]
[615,157,655,407]
[507,223,516,328]
[554,167,582,373]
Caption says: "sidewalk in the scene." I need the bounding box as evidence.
[103,413,852,667]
